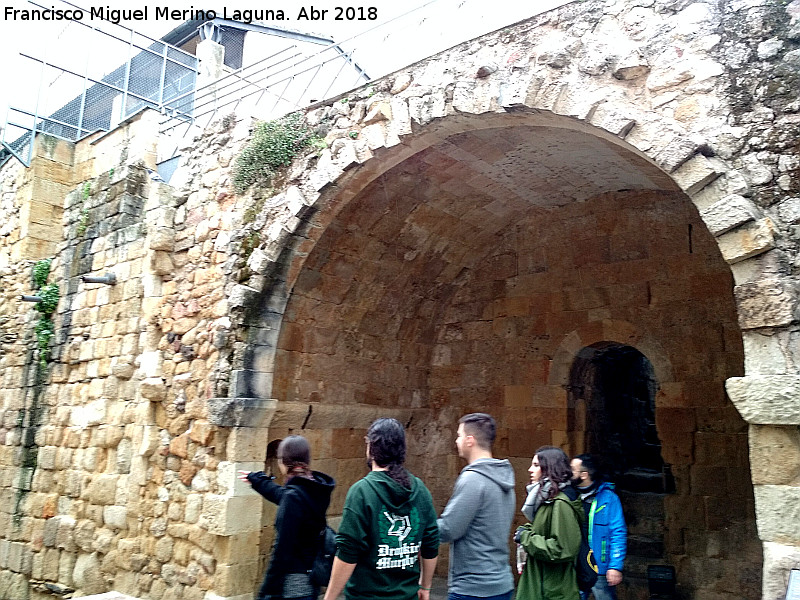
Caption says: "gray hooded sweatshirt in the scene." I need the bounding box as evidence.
[437,458,516,596]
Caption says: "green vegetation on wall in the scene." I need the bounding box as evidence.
[30,259,59,369]
[233,112,324,194]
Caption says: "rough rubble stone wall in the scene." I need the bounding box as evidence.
[0,0,797,599]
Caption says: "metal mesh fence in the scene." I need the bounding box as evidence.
[1,4,197,165]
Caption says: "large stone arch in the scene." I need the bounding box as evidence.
[228,112,760,599]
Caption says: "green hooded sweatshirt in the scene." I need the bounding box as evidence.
[336,470,440,600]
[515,490,584,600]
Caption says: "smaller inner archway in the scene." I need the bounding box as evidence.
[569,343,669,494]
[568,343,673,597]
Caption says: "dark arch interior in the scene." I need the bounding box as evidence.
[571,343,669,493]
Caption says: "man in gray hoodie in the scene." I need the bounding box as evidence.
[437,413,516,600]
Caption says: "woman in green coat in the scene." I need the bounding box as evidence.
[514,446,584,600]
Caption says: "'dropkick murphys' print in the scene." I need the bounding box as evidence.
[377,509,422,570]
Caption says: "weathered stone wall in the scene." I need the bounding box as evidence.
[0,0,798,599]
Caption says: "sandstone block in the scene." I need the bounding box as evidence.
[149,227,176,251]
[84,474,120,505]
[228,285,259,309]
[7,541,32,575]
[672,155,723,195]
[140,378,167,402]
[189,421,216,446]
[225,427,271,462]
[749,425,800,485]
[717,218,776,264]
[743,330,787,375]
[169,432,190,459]
[150,250,175,276]
[199,494,262,536]
[103,505,128,530]
[185,493,203,524]
[246,248,272,275]
[217,461,262,497]
[72,552,104,594]
[763,541,800,600]
[207,397,276,428]
[211,560,261,597]
[727,375,800,425]
[56,516,77,552]
[215,530,260,564]
[69,398,110,429]
[700,194,759,235]
[755,485,800,544]
[735,277,796,329]
[587,103,636,137]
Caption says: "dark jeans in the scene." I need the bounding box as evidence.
[580,577,618,600]
[448,591,514,600]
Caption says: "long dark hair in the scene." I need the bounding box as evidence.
[278,435,313,480]
[535,445,572,500]
[366,418,410,488]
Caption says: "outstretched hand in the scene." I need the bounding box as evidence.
[237,470,252,483]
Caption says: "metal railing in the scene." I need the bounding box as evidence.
[1,0,197,166]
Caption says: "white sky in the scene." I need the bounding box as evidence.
[0,0,567,143]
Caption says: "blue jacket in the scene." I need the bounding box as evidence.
[583,482,626,574]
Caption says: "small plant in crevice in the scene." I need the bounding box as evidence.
[76,207,90,237]
[76,181,92,237]
[242,195,267,225]
[241,231,262,262]
[233,112,323,194]
[32,259,51,289]
[29,260,59,369]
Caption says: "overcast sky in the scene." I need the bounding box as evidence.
[0,0,567,147]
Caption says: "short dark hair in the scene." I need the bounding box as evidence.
[367,418,410,488]
[574,453,600,479]
[459,413,496,450]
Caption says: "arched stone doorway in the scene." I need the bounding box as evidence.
[569,343,672,598]
[569,343,666,491]
[249,116,761,599]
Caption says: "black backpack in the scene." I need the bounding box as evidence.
[557,493,598,593]
[309,524,337,587]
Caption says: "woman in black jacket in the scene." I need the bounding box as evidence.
[239,435,336,600]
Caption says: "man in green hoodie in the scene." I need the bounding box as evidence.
[324,418,440,600]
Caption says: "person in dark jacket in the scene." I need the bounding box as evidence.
[323,417,439,600]
[239,435,336,600]
[514,446,584,600]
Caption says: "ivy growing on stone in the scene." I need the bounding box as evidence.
[233,112,322,194]
[29,260,59,368]
[32,259,51,289]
